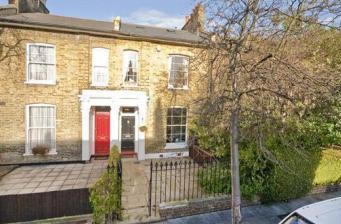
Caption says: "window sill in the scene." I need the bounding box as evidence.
[165,143,187,150]
[168,86,189,90]
[25,81,56,85]
[23,150,58,156]
[91,83,108,87]
[123,83,138,87]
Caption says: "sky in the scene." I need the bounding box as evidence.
[0,0,196,29]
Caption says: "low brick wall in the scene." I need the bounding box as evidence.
[159,184,341,219]
[159,196,259,219]
[309,184,341,195]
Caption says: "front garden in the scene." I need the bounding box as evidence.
[194,89,341,203]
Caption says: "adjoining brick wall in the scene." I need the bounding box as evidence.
[309,184,341,195]
[0,27,209,164]
[159,184,341,219]
[159,196,259,219]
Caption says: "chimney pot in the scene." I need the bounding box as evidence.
[113,16,121,31]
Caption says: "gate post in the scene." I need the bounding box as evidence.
[148,160,152,216]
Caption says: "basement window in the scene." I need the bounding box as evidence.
[26,43,56,85]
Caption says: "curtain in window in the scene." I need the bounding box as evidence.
[166,108,187,143]
[28,45,55,82]
[28,105,56,152]
[169,56,189,88]
[92,48,109,85]
[123,51,138,83]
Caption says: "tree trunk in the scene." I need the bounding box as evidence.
[231,108,242,224]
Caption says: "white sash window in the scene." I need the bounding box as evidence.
[166,107,187,149]
[26,43,56,84]
[169,55,189,89]
[123,50,138,84]
[25,104,56,155]
[92,48,109,86]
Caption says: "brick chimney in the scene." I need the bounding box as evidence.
[182,3,205,35]
[7,0,49,14]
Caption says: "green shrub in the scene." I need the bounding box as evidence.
[192,90,341,203]
[198,163,231,195]
[90,146,122,224]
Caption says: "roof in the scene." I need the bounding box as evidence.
[0,13,203,44]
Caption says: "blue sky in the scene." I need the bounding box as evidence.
[0,0,196,28]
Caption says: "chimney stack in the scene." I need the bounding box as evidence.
[8,0,18,5]
[7,0,49,14]
[113,16,121,31]
[182,3,205,35]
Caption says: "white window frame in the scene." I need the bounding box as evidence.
[24,104,57,156]
[122,50,139,86]
[168,55,189,90]
[26,43,57,85]
[165,106,188,150]
[92,47,110,87]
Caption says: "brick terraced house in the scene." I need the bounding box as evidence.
[0,0,208,164]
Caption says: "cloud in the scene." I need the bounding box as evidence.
[121,9,185,29]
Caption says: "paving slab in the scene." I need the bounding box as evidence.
[0,160,107,196]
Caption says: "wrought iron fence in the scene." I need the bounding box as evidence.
[148,159,229,216]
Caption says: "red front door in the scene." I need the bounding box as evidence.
[95,111,110,155]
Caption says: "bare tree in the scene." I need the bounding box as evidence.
[0,28,26,63]
[195,1,341,223]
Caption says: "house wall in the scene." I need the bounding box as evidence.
[0,27,208,164]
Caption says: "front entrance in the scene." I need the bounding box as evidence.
[121,116,135,153]
[95,111,110,155]
[120,107,136,155]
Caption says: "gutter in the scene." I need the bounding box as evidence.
[0,20,205,48]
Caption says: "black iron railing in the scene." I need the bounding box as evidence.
[148,160,228,216]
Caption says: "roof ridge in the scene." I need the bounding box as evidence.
[24,12,188,33]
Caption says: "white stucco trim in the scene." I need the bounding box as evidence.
[145,151,189,160]
[79,90,148,161]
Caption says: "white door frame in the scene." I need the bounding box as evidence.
[79,90,148,161]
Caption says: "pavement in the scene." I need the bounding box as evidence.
[157,191,341,224]
[121,159,150,222]
[0,160,107,195]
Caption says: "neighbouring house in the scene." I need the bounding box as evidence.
[0,0,208,164]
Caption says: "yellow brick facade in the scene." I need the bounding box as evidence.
[0,27,208,164]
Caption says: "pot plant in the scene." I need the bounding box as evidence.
[139,125,147,132]
[32,145,49,156]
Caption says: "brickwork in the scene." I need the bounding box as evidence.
[159,196,259,219]
[0,27,208,164]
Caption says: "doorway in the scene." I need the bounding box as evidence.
[120,107,137,155]
[95,110,110,156]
